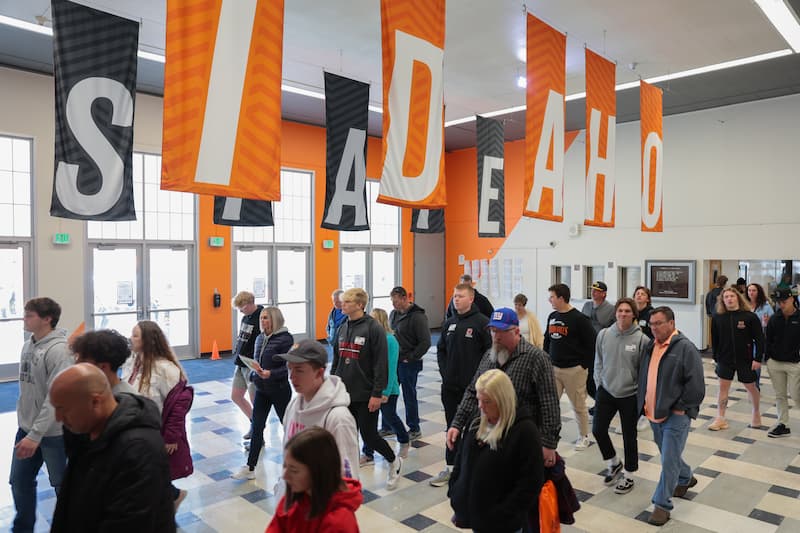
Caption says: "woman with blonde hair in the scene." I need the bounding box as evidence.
[122,320,193,509]
[361,308,410,463]
[513,293,544,348]
[448,369,544,532]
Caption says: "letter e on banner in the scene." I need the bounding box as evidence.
[584,49,616,228]
[640,81,663,232]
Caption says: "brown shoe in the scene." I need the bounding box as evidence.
[708,418,729,431]
[648,507,671,526]
[673,476,698,497]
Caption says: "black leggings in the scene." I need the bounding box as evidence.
[349,401,396,462]
[247,386,291,467]
[591,387,639,473]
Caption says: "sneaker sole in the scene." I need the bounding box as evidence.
[429,479,449,487]
[767,432,790,438]
[614,486,633,494]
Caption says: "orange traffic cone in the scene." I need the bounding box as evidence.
[68,321,86,344]
[211,340,221,360]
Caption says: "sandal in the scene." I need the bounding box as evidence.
[708,418,729,431]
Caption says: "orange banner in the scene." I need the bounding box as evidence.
[523,13,566,222]
[161,0,283,201]
[378,0,447,208]
[584,49,616,227]
[640,81,663,232]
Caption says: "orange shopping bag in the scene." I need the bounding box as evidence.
[539,479,560,533]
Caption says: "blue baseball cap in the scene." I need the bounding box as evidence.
[487,307,519,330]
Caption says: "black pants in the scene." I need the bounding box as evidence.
[591,387,639,473]
[248,386,291,467]
[441,386,464,466]
[349,401,396,462]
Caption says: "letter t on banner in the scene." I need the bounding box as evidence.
[378,0,447,209]
[584,49,616,227]
[523,13,566,222]
[640,81,663,232]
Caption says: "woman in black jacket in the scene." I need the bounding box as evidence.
[232,306,293,480]
[448,369,544,532]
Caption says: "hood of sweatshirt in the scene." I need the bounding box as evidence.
[32,328,68,349]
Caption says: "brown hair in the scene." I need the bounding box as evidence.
[633,286,651,306]
[283,427,345,518]
[132,320,185,395]
[454,283,474,295]
[746,283,769,310]
[716,287,751,315]
[548,283,571,303]
[513,293,528,306]
[614,297,639,320]
[24,297,61,328]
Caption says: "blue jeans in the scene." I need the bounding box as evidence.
[650,413,692,511]
[398,359,423,432]
[10,428,67,533]
[363,395,409,457]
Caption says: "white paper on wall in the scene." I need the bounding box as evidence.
[503,258,513,300]
[513,257,524,295]
[489,258,500,298]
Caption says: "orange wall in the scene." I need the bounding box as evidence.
[198,120,416,353]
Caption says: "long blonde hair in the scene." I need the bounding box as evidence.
[716,287,751,315]
[370,308,393,334]
[475,369,517,451]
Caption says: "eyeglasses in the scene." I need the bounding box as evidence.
[649,320,668,327]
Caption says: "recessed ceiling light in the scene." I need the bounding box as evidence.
[754,0,800,53]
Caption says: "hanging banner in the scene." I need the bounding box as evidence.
[640,81,664,232]
[584,49,616,227]
[411,209,445,233]
[523,13,566,222]
[321,72,370,231]
[377,0,447,209]
[161,0,284,201]
[476,116,505,237]
[50,0,139,221]
[213,197,274,226]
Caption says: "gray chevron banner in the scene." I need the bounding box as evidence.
[411,209,445,233]
[321,72,370,231]
[476,115,505,237]
[213,197,274,227]
[50,0,139,220]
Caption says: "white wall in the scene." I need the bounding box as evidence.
[0,67,164,333]
[492,93,800,346]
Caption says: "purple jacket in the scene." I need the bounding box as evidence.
[162,380,194,480]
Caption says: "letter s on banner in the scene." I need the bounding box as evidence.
[55,77,133,216]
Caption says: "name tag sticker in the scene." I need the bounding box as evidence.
[354,336,365,345]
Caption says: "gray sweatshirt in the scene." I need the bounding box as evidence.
[594,322,649,398]
[17,328,73,441]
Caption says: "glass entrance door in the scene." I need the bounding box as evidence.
[236,248,272,307]
[0,244,30,381]
[91,247,141,335]
[148,247,192,355]
[277,248,309,338]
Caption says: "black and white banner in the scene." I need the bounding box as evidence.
[213,197,274,227]
[50,0,139,220]
[411,209,445,233]
[321,72,370,231]
[476,116,505,237]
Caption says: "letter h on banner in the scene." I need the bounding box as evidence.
[584,49,616,228]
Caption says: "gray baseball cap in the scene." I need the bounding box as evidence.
[274,339,328,366]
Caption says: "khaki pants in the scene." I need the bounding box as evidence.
[766,359,800,426]
[553,365,590,437]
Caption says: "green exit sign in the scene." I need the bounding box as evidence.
[53,233,70,245]
[208,236,225,248]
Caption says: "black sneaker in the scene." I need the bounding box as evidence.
[768,423,791,438]
[378,428,395,438]
[408,430,422,441]
[603,461,623,485]
[614,477,634,494]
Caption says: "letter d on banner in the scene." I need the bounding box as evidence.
[640,81,663,232]
[378,0,447,209]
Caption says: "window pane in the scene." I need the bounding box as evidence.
[12,139,30,172]
[0,137,32,238]
[0,138,11,171]
[236,249,271,306]
[277,249,306,302]
[280,302,307,335]
[341,250,366,290]
[372,251,396,300]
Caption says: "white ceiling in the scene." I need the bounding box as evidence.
[2,0,799,148]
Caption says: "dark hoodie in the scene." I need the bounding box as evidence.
[333,314,388,402]
[711,309,765,364]
[390,303,431,362]
[449,408,544,533]
[437,304,492,391]
[51,393,175,533]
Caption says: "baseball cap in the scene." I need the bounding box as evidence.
[774,288,793,301]
[275,339,328,366]
[487,307,519,330]
[591,281,608,292]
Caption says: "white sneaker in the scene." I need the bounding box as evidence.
[637,416,649,432]
[231,466,256,480]
[386,456,403,490]
[429,468,451,487]
[574,435,593,451]
[398,442,410,459]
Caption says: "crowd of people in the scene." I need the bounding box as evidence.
[9,273,799,531]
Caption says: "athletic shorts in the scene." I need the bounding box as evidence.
[232,365,254,390]
[715,359,757,384]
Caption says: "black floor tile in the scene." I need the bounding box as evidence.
[733,436,756,444]
[748,508,784,526]
[694,467,721,478]
[768,485,800,498]
[401,513,437,531]
[240,489,269,504]
[404,470,433,482]
[713,450,739,460]
[573,488,594,502]
[361,489,380,504]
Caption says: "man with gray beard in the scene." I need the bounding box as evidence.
[446,308,561,468]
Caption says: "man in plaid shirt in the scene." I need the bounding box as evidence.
[446,307,561,467]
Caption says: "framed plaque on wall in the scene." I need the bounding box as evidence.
[646,260,696,304]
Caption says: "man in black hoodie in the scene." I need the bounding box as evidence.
[390,286,431,441]
[430,283,492,487]
[445,274,493,319]
[50,364,175,532]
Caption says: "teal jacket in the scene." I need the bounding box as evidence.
[382,334,400,397]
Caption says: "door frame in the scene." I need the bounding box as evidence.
[0,241,33,381]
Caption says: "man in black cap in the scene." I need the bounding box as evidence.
[765,288,800,438]
[581,281,615,333]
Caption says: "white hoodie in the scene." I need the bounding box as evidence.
[282,375,359,480]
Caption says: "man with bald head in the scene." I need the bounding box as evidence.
[49,364,175,532]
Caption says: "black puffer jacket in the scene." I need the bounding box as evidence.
[52,393,175,533]
[251,328,292,392]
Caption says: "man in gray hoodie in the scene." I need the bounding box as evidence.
[12,297,73,533]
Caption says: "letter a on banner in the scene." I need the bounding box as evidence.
[523,13,566,222]
[640,81,663,232]
[477,116,505,237]
[161,0,283,201]
[322,72,370,231]
[378,0,447,208]
[50,0,139,221]
[584,49,616,228]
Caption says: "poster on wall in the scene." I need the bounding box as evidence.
[646,260,696,304]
